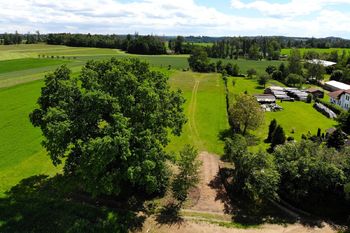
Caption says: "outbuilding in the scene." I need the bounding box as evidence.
[324,80,350,92]
[306,88,324,99]
[254,94,276,104]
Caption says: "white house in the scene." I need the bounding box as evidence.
[329,90,350,110]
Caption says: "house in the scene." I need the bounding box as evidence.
[306,88,324,99]
[324,80,350,92]
[254,94,276,104]
[328,89,350,110]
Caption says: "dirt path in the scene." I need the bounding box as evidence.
[142,218,336,233]
[190,151,228,213]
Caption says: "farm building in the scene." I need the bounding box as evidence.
[324,80,350,92]
[306,88,324,98]
[254,94,276,104]
[265,86,310,101]
[307,59,337,67]
[264,86,291,100]
[328,89,350,110]
[287,89,308,101]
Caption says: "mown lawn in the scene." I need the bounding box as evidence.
[0,81,60,196]
[167,71,229,155]
[227,77,336,151]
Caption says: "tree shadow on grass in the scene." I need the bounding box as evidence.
[155,203,184,226]
[0,175,145,233]
[218,128,234,142]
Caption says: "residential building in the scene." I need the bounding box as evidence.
[328,89,350,110]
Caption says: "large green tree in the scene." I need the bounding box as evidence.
[188,47,210,72]
[230,147,280,203]
[306,62,325,82]
[288,49,303,75]
[30,58,186,197]
[274,140,347,204]
[171,145,201,203]
[228,94,264,135]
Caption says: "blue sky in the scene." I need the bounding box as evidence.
[1,0,350,38]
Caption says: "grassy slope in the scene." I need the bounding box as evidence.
[227,77,336,151]
[167,71,229,155]
[0,81,60,196]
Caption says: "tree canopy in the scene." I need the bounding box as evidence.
[30,58,186,198]
[228,94,264,135]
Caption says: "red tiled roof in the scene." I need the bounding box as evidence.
[328,89,350,99]
[328,90,345,99]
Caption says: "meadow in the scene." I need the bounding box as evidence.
[227,77,336,151]
[0,44,297,195]
[281,47,350,56]
[0,81,61,196]
[167,71,229,155]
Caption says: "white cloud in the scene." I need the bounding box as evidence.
[231,0,350,18]
[0,0,349,38]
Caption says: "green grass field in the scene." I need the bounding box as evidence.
[167,71,229,155]
[227,77,336,151]
[0,58,70,74]
[281,48,350,56]
[0,81,60,196]
[0,44,307,195]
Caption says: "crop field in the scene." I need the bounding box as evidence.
[167,71,229,155]
[281,47,350,56]
[227,77,336,151]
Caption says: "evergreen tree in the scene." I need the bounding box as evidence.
[266,119,277,142]
[327,129,346,150]
[271,125,286,148]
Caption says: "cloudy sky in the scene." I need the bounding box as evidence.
[1,0,350,38]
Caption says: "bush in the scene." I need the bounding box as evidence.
[306,94,313,103]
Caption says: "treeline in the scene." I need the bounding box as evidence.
[47,33,167,55]
[208,37,281,60]
[183,36,350,49]
[0,31,44,45]
[188,47,240,75]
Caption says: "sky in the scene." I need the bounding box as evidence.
[1,0,350,38]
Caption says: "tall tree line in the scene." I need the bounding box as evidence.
[46,33,167,55]
[207,37,281,60]
[0,31,44,45]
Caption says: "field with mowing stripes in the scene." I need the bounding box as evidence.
[167,72,229,155]
[0,81,60,196]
